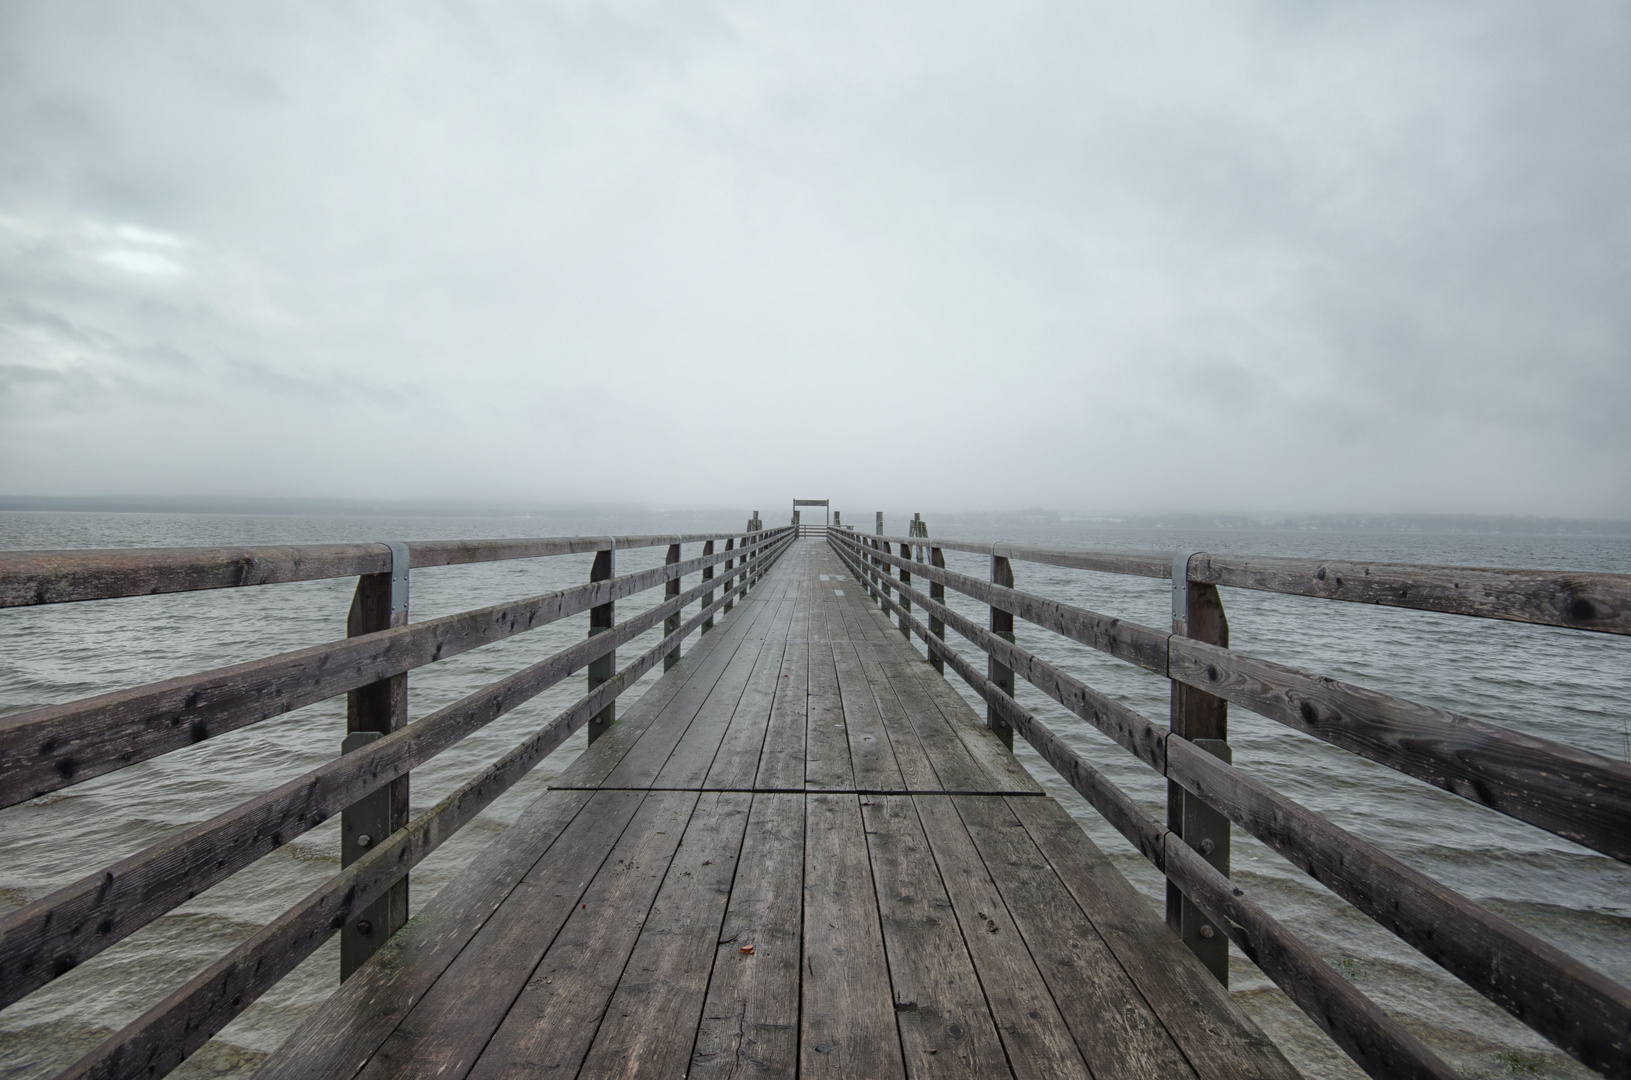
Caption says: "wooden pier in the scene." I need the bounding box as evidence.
[1,519,1628,1080]
[255,541,1293,1080]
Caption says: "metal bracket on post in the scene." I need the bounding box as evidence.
[387,541,410,624]
[340,730,390,980]
[1171,549,1196,638]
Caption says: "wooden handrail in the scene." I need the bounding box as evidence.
[0,534,794,1010]
[0,529,787,608]
[846,533,1631,864]
[0,538,781,809]
[826,536,1460,1080]
[829,529,1631,1078]
[54,539,792,1080]
[856,529,1631,635]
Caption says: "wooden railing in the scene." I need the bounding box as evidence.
[0,524,795,1080]
[826,524,1631,1080]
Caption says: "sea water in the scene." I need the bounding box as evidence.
[0,512,1626,1080]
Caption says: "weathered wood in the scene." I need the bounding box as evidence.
[1165,734,1631,1077]
[865,532,1631,635]
[462,791,699,1080]
[587,546,617,743]
[861,794,1011,1075]
[704,593,796,790]
[1168,635,1631,864]
[0,530,793,609]
[343,563,410,977]
[752,569,810,791]
[801,792,906,1080]
[1004,796,1300,1080]
[256,600,758,1080]
[827,630,908,792]
[1159,836,1460,1080]
[988,554,1016,750]
[946,795,1193,1079]
[703,539,718,633]
[691,793,804,1079]
[577,791,753,1078]
[1166,556,1230,982]
[929,541,947,675]
[665,542,684,671]
[849,532,1631,863]
[723,536,737,614]
[652,606,776,790]
[0,540,769,810]
[804,594,854,790]
[0,542,790,1011]
[831,532,1168,674]
[828,536,1166,771]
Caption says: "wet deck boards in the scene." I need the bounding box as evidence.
[258,541,1298,1080]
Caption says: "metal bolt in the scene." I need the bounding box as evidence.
[356,920,373,935]
[1199,924,1215,940]
[356,833,372,849]
[1199,838,1215,855]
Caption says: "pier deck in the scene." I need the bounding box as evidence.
[257,541,1297,1080]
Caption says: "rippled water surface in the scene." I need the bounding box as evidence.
[1,512,1627,1080]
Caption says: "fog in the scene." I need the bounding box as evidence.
[1,1,1627,518]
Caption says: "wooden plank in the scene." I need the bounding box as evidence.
[547,589,766,791]
[804,591,854,790]
[859,795,1011,1076]
[598,597,780,789]
[650,616,775,789]
[704,592,796,790]
[827,614,909,793]
[691,793,805,1080]
[910,796,1090,1080]
[577,792,753,1077]
[825,539,1039,795]
[338,789,651,1080]
[462,791,701,1080]
[801,793,905,1080]
[753,595,809,791]
[951,795,1200,1079]
[831,598,941,792]
[254,788,602,1080]
[1002,796,1299,1080]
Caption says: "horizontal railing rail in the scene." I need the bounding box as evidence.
[862,530,1631,635]
[0,539,770,810]
[0,530,785,608]
[827,525,1630,1080]
[849,538,1631,863]
[0,524,795,1080]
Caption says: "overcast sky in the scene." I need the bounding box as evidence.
[1,1,1626,517]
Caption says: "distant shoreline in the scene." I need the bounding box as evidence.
[2,497,1627,537]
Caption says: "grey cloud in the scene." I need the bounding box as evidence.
[0,0,1625,515]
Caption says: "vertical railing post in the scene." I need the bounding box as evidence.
[341,542,410,980]
[701,539,716,632]
[663,542,683,671]
[873,512,885,606]
[1167,551,1232,985]
[722,537,736,614]
[587,542,616,745]
[896,519,913,641]
[988,550,1016,750]
[929,532,946,675]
